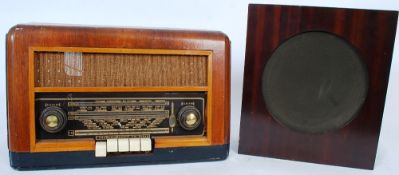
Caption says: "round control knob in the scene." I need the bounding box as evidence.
[39,106,67,133]
[177,106,202,131]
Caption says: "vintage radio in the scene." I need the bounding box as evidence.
[239,4,397,169]
[6,24,230,170]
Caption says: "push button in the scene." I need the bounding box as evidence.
[107,138,118,152]
[95,141,107,157]
[118,138,129,152]
[140,138,152,152]
[129,138,141,152]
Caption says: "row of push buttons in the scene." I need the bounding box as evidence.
[95,138,152,157]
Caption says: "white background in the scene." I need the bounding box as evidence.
[1,0,398,174]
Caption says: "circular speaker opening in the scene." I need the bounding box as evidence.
[262,32,368,134]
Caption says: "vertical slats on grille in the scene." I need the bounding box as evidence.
[34,52,208,87]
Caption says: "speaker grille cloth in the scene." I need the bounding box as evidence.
[262,32,368,134]
[34,52,208,87]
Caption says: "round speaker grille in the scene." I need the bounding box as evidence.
[262,32,368,134]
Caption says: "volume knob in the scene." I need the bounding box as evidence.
[177,106,201,131]
[39,106,67,133]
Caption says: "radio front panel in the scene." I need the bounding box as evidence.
[35,92,206,140]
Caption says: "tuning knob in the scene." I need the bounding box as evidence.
[39,106,67,133]
[177,106,202,130]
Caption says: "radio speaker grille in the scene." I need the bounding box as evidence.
[34,52,208,87]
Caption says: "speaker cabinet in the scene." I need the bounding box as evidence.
[238,4,398,169]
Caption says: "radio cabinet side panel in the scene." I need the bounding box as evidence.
[222,36,231,144]
[6,25,231,152]
[7,26,32,152]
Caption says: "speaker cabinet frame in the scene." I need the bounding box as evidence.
[239,4,397,169]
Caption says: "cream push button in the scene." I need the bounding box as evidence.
[129,138,141,152]
[140,138,152,152]
[95,141,107,157]
[107,138,118,152]
[118,138,129,152]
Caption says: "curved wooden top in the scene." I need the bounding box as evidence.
[7,24,230,152]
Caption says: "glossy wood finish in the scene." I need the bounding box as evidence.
[239,4,397,169]
[27,46,214,152]
[7,24,230,152]
[33,139,95,152]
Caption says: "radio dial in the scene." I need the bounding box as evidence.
[185,113,198,125]
[40,106,67,133]
[177,106,201,130]
[45,115,59,128]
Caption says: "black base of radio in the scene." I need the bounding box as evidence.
[9,144,229,170]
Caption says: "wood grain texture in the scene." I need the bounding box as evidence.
[238,4,397,169]
[34,51,208,87]
[34,87,209,92]
[33,139,95,152]
[7,24,230,152]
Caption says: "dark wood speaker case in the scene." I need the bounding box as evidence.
[238,4,398,169]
